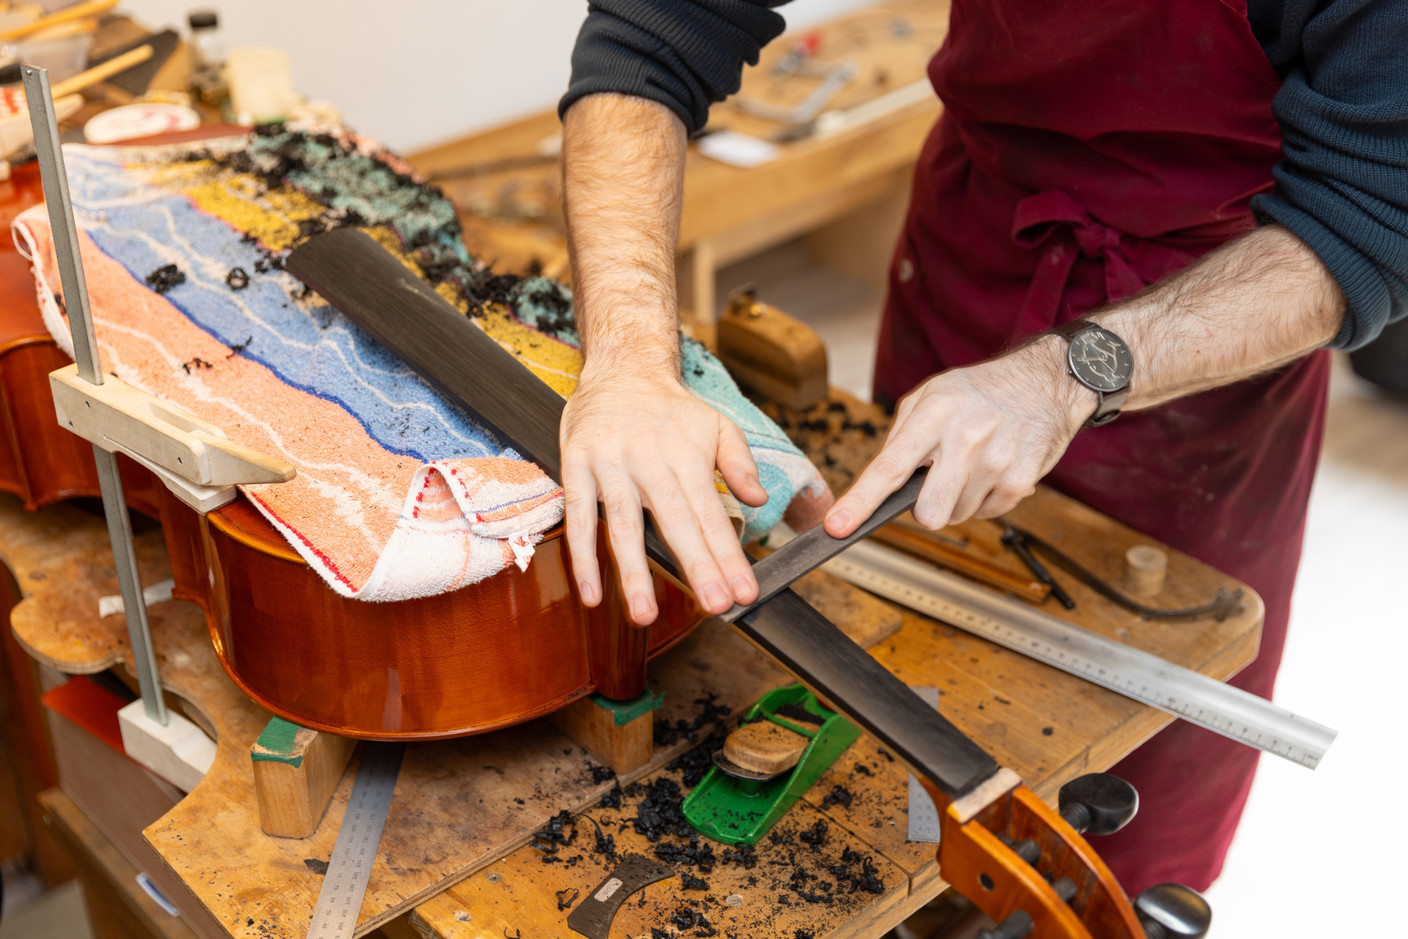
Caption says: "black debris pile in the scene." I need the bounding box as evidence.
[721,843,758,869]
[653,834,715,874]
[146,263,186,294]
[829,847,886,896]
[530,809,577,863]
[654,692,733,749]
[679,871,709,891]
[668,903,717,937]
[798,820,829,852]
[666,726,729,788]
[787,867,834,906]
[632,777,692,841]
[580,814,619,865]
[821,785,854,809]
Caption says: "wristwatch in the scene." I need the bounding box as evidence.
[1052,319,1133,427]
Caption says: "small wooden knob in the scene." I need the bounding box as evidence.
[722,720,809,777]
[1124,545,1167,597]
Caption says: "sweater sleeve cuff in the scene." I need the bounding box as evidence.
[1252,192,1395,352]
[559,1,789,136]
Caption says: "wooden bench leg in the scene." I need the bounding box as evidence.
[549,688,662,776]
[250,717,356,839]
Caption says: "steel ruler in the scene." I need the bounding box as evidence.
[307,742,405,939]
[798,535,1336,769]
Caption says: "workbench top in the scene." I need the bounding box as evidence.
[3,400,1261,938]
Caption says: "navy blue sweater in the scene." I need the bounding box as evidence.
[562,0,1408,350]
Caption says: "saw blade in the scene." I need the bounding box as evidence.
[567,854,675,939]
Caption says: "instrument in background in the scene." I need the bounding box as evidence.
[0,158,701,740]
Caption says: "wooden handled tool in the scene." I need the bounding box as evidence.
[50,43,154,98]
[872,513,1051,603]
[0,0,120,43]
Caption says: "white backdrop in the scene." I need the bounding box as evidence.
[116,0,874,153]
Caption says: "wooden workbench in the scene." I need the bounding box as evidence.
[408,0,948,331]
[3,390,1262,937]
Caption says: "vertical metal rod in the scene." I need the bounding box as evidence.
[20,67,101,384]
[22,64,166,725]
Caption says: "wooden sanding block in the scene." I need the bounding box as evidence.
[716,287,828,410]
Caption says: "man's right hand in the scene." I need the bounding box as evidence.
[562,93,772,625]
[560,365,767,625]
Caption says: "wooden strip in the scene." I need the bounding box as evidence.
[871,517,1050,603]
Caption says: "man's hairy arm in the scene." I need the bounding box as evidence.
[561,93,767,625]
[825,224,1348,537]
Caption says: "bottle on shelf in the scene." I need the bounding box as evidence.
[186,9,228,106]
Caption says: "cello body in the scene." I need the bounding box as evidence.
[0,160,699,740]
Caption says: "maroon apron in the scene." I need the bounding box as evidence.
[876,0,1331,892]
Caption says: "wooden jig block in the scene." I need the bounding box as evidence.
[50,362,294,513]
[548,688,662,776]
[716,287,828,410]
[1123,544,1168,598]
[250,717,357,839]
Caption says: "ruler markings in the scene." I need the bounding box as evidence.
[307,742,406,939]
[816,539,1336,769]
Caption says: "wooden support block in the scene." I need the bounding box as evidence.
[118,700,216,794]
[547,688,662,775]
[716,288,829,410]
[250,717,357,839]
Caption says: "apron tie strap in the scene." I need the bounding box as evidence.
[1009,190,1187,343]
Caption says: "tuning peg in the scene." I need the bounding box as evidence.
[1135,883,1212,939]
[1057,773,1138,836]
[975,910,1034,939]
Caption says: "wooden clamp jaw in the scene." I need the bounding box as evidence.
[50,363,295,513]
[928,769,1145,939]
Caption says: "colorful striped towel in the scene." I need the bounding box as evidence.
[12,126,829,601]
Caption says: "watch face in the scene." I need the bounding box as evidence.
[1067,326,1132,392]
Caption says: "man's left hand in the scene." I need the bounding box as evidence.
[823,336,1093,537]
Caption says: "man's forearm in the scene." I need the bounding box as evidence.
[558,93,765,622]
[1086,224,1346,410]
[562,93,688,380]
[825,223,1348,538]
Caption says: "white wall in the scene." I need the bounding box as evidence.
[116,0,875,154]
